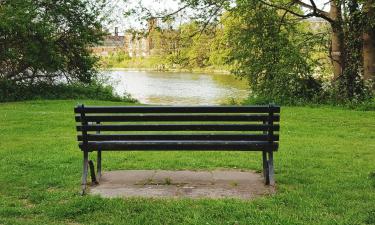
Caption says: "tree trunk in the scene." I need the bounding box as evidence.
[363,32,375,81]
[329,1,345,80]
[363,0,375,82]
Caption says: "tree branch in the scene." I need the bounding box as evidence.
[151,4,191,19]
[259,0,334,23]
[259,0,313,18]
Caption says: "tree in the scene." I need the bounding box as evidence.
[257,0,374,83]
[179,22,215,68]
[132,0,374,102]
[140,19,220,69]
[363,0,375,81]
[222,1,322,103]
[0,0,106,84]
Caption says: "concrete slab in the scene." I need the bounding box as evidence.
[152,170,212,184]
[98,170,156,187]
[89,170,275,199]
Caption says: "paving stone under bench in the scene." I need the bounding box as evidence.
[89,170,275,199]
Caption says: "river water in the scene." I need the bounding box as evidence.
[102,70,249,105]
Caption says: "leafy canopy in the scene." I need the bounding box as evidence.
[224,0,322,104]
[0,0,107,84]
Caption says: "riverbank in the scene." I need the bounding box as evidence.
[99,55,231,75]
[102,67,231,74]
[0,80,137,103]
[1,100,374,224]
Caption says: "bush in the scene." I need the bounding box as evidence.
[243,79,375,110]
[0,80,137,103]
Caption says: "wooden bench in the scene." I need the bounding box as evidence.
[75,104,280,194]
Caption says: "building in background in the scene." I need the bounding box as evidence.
[91,18,158,57]
[91,27,126,56]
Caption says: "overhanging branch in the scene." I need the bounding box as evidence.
[259,0,334,23]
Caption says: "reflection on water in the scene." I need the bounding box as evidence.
[102,70,249,105]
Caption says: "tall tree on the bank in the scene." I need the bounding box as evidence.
[363,0,375,81]
[0,0,107,84]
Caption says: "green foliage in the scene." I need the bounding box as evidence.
[224,1,323,104]
[335,0,370,103]
[316,79,374,108]
[178,22,213,68]
[112,51,132,64]
[0,80,137,103]
[100,55,168,69]
[0,0,106,84]
[208,26,231,67]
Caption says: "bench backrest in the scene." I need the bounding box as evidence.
[75,105,280,151]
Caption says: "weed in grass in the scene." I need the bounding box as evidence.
[369,171,375,188]
[230,182,238,187]
[164,178,172,185]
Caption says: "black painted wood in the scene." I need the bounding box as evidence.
[77,124,279,132]
[79,104,89,152]
[79,141,278,151]
[77,134,279,142]
[75,114,280,122]
[74,105,280,114]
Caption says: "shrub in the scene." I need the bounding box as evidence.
[0,80,137,103]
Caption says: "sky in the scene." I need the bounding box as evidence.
[106,0,331,34]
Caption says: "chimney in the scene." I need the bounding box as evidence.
[115,27,118,37]
[147,18,157,32]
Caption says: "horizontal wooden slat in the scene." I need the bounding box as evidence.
[75,114,280,122]
[74,105,280,114]
[77,124,279,132]
[78,134,279,141]
[79,141,278,151]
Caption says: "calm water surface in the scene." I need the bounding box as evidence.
[103,70,249,105]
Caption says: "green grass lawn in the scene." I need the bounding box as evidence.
[0,100,374,225]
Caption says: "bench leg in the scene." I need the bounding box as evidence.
[81,151,89,195]
[97,150,102,181]
[262,151,269,184]
[262,151,275,186]
[267,151,275,186]
[96,122,102,181]
[89,160,99,185]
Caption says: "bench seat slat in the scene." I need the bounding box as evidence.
[76,124,279,132]
[77,134,279,141]
[75,114,280,122]
[79,141,278,151]
[74,106,280,114]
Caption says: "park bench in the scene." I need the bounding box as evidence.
[75,104,280,194]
